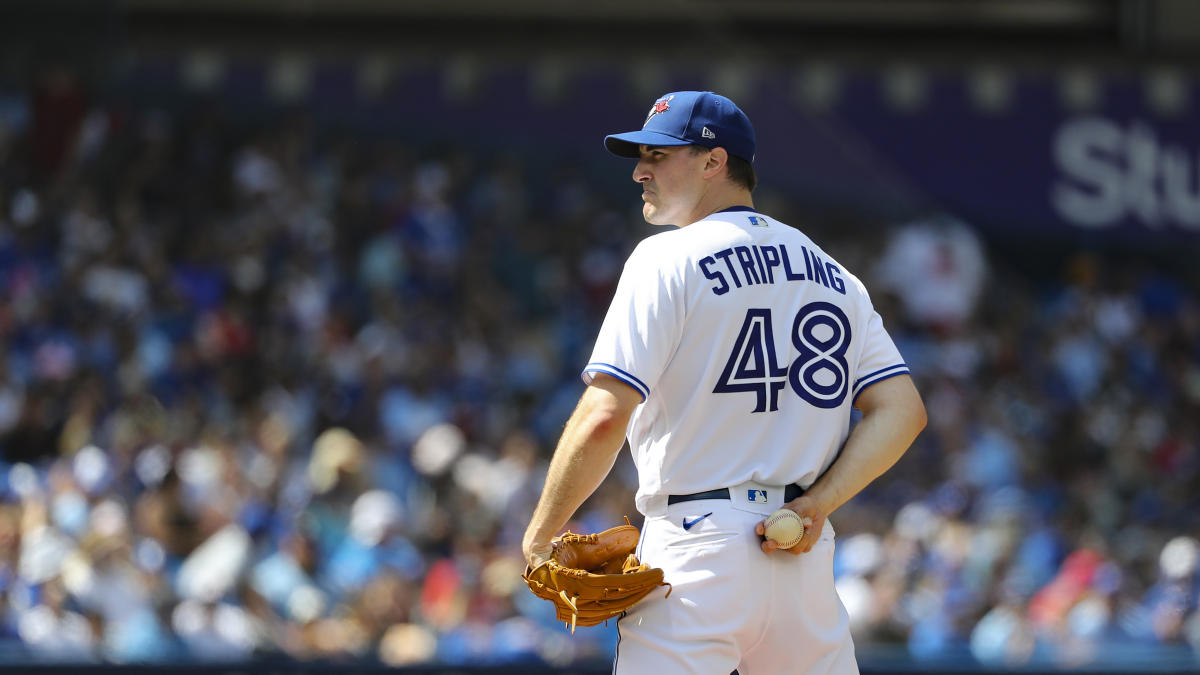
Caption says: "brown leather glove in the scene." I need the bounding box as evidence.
[522,518,670,633]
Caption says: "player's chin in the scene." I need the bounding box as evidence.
[641,203,658,223]
[641,204,669,226]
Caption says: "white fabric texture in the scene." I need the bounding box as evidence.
[614,498,858,675]
[584,209,909,515]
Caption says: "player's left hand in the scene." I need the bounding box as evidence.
[523,539,554,569]
[755,496,826,555]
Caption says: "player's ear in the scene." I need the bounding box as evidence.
[703,147,728,179]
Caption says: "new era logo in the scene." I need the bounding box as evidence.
[701,126,716,139]
[747,489,768,503]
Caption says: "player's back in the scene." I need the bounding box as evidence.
[610,208,905,510]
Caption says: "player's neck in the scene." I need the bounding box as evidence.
[680,188,755,228]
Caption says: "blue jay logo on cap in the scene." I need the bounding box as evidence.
[644,95,674,125]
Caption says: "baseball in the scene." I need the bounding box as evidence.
[763,508,805,549]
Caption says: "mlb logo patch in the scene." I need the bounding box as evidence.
[748,216,768,227]
[747,489,768,503]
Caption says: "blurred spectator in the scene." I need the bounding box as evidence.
[875,215,987,333]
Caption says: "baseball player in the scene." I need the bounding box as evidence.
[522,91,926,674]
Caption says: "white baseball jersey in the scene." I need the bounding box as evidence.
[583,207,909,515]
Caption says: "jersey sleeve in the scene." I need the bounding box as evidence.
[851,308,910,404]
[582,240,685,402]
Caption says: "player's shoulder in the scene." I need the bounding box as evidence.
[628,221,734,260]
[765,218,874,300]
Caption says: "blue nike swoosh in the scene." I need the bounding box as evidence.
[682,513,713,531]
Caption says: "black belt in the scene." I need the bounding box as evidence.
[667,484,805,505]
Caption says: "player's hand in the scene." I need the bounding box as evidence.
[754,497,825,555]
[523,539,554,569]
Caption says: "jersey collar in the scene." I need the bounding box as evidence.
[715,206,756,214]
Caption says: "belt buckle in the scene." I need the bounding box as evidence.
[727,481,784,515]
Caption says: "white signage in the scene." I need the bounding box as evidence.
[1052,116,1200,230]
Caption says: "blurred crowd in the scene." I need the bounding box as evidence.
[0,69,1198,668]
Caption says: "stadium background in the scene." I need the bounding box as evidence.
[1,0,1199,672]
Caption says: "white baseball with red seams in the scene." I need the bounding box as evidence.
[763,508,805,549]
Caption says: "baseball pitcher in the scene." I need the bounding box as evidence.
[522,91,927,674]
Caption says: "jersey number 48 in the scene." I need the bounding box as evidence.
[712,303,852,413]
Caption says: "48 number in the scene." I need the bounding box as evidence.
[712,302,852,413]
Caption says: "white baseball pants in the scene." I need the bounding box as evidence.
[613,489,858,674]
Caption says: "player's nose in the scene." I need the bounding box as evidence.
[632,161,651,183]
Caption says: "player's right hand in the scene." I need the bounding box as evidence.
[755,497,824,555]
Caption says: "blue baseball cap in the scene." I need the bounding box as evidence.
[604,91,756,163]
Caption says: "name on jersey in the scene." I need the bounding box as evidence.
[699,244,846,297]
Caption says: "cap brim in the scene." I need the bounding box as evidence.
[604,130,692,158]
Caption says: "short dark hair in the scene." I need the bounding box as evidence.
[690,145,757,192]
